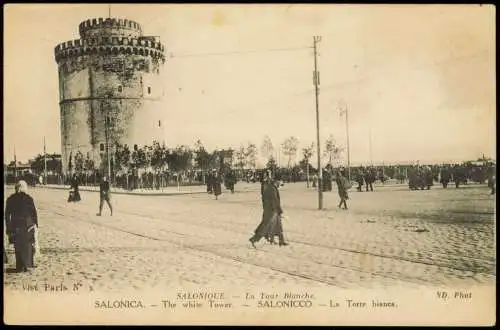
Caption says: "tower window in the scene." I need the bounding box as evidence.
[148,87,151,94]
[158,120,161,127]
[100,143,105,151]
[118,86,122,92]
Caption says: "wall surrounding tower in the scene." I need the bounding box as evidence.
[54,18,166,174]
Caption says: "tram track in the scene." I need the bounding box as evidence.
[47,209,350,287]
[43,199,496,276]
[101,202,496,275]
[41,202,494,288]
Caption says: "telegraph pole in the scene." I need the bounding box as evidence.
[313,36,323,210]
[102,98,112,184]
[105,115,111,182]
[44,137,47,185]
[340,104,351,181]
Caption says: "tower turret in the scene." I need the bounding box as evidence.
[54,17,166,175]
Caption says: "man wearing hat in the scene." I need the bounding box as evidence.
[250,171,288,247]
[97,176,113,216]
[335,169,350,210]
[212,169,222,200]
[4,180,38,272]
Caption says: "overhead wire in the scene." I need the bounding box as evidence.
[162,46,492,130]
[169,46,313,58]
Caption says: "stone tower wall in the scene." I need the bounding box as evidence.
[54,18,166,174]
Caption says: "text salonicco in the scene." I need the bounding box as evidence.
[257,300,313,308]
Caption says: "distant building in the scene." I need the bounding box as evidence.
[54,17,167,174]
[6,161,33,177]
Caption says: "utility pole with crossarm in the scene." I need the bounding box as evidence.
[313,36,323,210]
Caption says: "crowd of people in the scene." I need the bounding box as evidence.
[4,158,495,270]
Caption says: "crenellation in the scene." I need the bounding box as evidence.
[56,46,165,63]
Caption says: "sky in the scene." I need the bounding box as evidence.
[3,4,496,166]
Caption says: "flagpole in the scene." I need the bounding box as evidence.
[369,125,373,166]
[344,106,351,181]
[14,145,17,182]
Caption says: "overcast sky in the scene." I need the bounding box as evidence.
[3,4,495,165]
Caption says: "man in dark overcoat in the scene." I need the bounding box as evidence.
[224,169,236,193]
[364,167,375,192]
[487,164,496,195]
[5,180,38,272]
[212,170,222,200]
[249,175,288,247]
[206,172,214,194]
[69,173,81,202]
[335,169,349,210]
[97,176,113,216]
[355,168,365,192]
[440,165,452,188]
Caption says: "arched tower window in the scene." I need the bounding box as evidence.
[148,87,151,94]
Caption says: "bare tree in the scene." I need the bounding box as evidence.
[260,135,275,161]
[324,135,344,166]
[234,145,246,173]
[302,142,315,187]
[245,142,258,169]
[282,136,299,168]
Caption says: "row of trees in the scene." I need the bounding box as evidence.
[13,135,344,185]
[94,135,345,175]
[259,134,344,169]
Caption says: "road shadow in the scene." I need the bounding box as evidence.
[4,268,26,274]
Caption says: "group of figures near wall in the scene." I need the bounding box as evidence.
[60,169,227,191]
[206,169,237,200]
[343,163,496,194]
[403,163,496,193]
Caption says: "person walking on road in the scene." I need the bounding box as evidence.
[249,173,288,248]
[206,171,214,194]
[68,173,81,202]
[487,164,496,195]
[97,176,113,216]
[335,169,350,210]
[212,170,222,200]
[440,165,452,188]
[4,180,38,272]
[224,169,237,194]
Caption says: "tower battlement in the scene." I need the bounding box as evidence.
[54,37,166,63]
[79,18,143,38]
